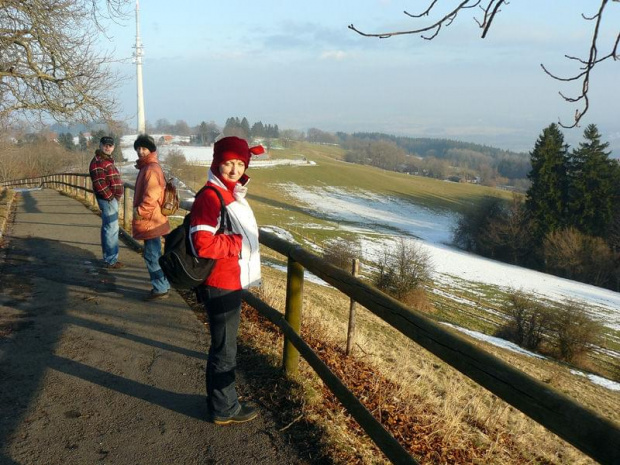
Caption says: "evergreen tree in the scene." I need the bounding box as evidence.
[196,121,219,145]
[223,117,235,135]
[77,132,87,151]
[58,133,75,151]
[251,121,264,138]
[240,117,251,139]
[525,124,570,241]
[90,129,106,149]
[567,124,616,238]
[198,122,209,145]
[223,117,244,137]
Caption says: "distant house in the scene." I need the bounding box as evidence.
[71,132,92,147]
[43,132,58,143]
[157,134,174,145]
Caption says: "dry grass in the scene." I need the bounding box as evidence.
[239,264,618,464]
[0,187,16,240]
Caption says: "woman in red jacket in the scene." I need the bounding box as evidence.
[190,136,263,425]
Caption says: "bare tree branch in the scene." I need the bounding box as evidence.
[348,1,480,39]
[348,0,619,127]
[0,0,130,125]
[540,0,618,128]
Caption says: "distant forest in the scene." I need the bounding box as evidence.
[47,119,533,190]
[329,131,532,190]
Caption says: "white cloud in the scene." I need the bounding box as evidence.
[320,50,347,60]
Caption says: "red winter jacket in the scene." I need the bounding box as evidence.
[189,172,261,290]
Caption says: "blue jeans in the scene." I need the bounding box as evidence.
[96,197,119,265]
[200,286,242,418]
[143,237,170,294]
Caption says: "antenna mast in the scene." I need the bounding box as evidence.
[134,0,146,134]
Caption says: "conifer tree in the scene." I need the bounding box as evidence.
[78,132,88,151]
[198,122,209,145]
[567,124,616,238]
[58,133,75,152]
[240,117,251,139]
[525,124,570,241]
[251,121,265,138]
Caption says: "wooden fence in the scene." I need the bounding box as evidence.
[2,174,619,465]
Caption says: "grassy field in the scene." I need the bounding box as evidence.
[176,142,619,379]
[249,142,513,226]
[178,141,514,243]
[3,150,617,463]
[247,265,618,464]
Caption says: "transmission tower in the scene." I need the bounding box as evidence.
[133,0,146,134]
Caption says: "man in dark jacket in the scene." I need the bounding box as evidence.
[89,136,124,269]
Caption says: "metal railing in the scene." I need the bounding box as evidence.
[3,174,619,464]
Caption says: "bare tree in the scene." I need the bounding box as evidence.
[348,0,619,128]
[322,237,361,271]
[0,0,129,124]
[481,195,533,265]
[375,237,432,304]
[497,291,551,351]
[550,300,602,363]
[0,143,21,182]
[0,134,75,181]
[164,148,187,176]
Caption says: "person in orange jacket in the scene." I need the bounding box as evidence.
[132,134,171,301]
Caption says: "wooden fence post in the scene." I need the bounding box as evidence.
[346,258,360,356]
[123,185,132,231]
[283,257,304,376]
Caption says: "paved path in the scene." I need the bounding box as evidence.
[0,189,308,464]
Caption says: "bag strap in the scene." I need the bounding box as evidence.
[195,185,230,233]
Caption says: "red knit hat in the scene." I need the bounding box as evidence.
[211,136,264,170]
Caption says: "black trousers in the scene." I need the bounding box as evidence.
[198,285,242,418]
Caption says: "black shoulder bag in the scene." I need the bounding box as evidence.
[158,186,229,289]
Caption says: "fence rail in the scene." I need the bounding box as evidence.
[2,174,619,465]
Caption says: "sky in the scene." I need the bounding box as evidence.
[100,0,620,153]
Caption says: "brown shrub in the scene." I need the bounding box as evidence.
[544,227,615,287]
[497,291,552,351]
[550,301,603,363]
[322,237,362,271]
[401,287,436,314]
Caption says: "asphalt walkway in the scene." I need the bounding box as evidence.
[0,188,308,464]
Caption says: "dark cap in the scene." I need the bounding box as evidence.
[100,136,115,146]
[133,134,157,153]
